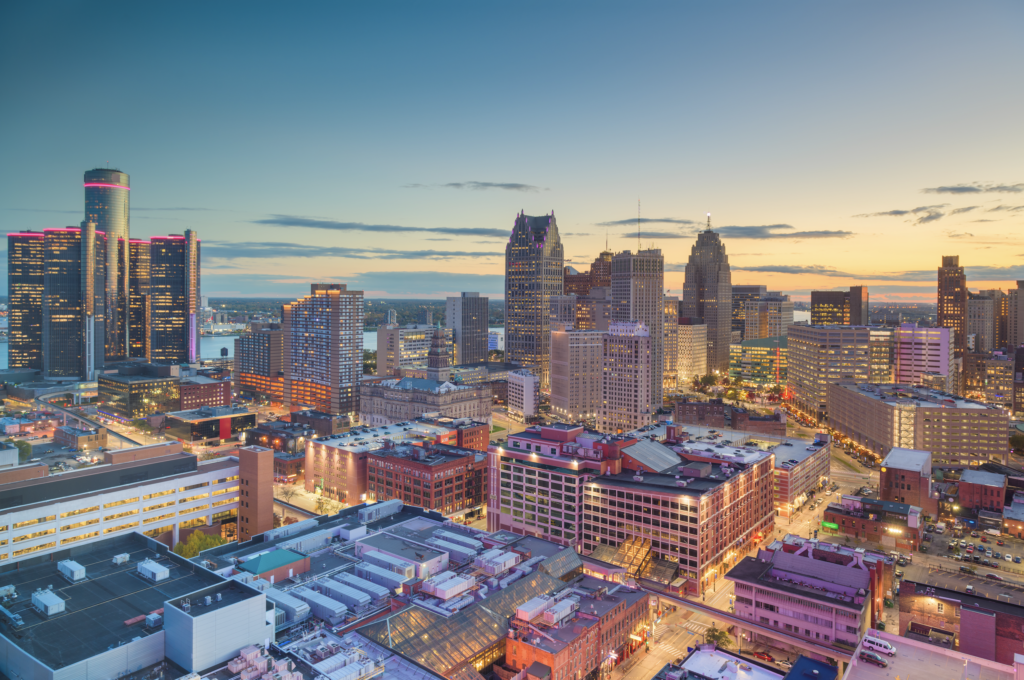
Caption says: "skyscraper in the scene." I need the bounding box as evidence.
[42,224,106,379]
[283,283,363,416]
[445,291,488,365]
[7,232,44,370]
[598,321,653,433]
[84,168,130,362]
[128,239,151,359]
[967,293,994,353]
[810,286,869,325]
[505,211,564,387]
[979,288,1007,350]
[894,324,953,391]
[682,224,732,373]
[149,231,200,364]
[731,284,767,340]
[611,248,665,408]
[938,256,968,359]
[744,293,794,340]
[663,295,679,393]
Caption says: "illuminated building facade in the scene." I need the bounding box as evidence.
[729,335,787,385]
[663,295,679,392]
[550,326,603,422]
[598,321,653,434]
[7,232,45,370]
[682,226,732,373]
[505,212,564,388]
[149,231,200,364]
[128,239,151,359]
[445,291,488,365]
[731,284,767,340]
[84,168,131,362]
[810,286,870,326]
[376,323,451,377]
[938,255,968,359]
[283,283,364,416]
[611,249,665,408]
[234,323,285,402]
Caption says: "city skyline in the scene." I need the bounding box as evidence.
[2,3,1022,301]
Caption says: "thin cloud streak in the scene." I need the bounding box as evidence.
[252,214,509,238]
[598,217,697,227]
[404,181,543,192]
[717,224,852,239]
[203,241,497,261]
[923,183,1024,194]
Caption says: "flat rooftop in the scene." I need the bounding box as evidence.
[837,383,1000,411]
[845,632,1014,680]
[166,406,251,422]
[368,443,470,467]
[313,421,456,453]
[0,534,237,670]
[727,553,868,613]
[594,463,748,496]
[358,532,446,564]
[680,648,783,680]
[880,447,931,474]
[960,469,1006,488]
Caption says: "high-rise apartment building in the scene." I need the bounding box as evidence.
[7,231,44,370]
[894,323,953,390]
[550,325,603,422]
[1009,281,1024,348]
[42,224,106,380]
[967,293,995,353]
[611,249,664,408]
[743,293,794,340]
[234,323,285,402]
[678,320,708,385]
[376,324,451,377]
[980,288,1008,350]
[127,239,150,359]
[787,325,893,421]
[575,286,612,331]
[731,284,767,340]
[283,283,363,416]
[663,295,679,393]
[505,212,563,388]
[810,286,870,325]
[84,168,131,362]
[598,321,653,433]
[445,292,488,365]
[149,231,200,364]
[386,308,397,325]
[682,226,732,373]
[938,256,968,358]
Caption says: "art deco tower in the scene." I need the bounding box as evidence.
[505,211,563,388]
[84,168,130,361]
[681,218,732,373]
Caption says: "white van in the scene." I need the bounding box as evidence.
[935,523,946,534]
[863,637,896,657]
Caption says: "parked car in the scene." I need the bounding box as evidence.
[998,540,1006,546]
[981,537,989,543]
[752,652,775,663]
[776,660,794,670]
[858,651,888,668]
[994,552,1002,559]
[1015,556,1022,564]
[920,545,928,553]
[991,562,1000,569]
[895,570,904,578]
[987,573,1004,581]
[983,559,991,566]
[972,531,980,537]
[966,585,975,594]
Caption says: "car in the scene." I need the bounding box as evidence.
[752,652,775,663]
[983,559,992,566]
[992,562,1000,570]
[920,545,928,553]
[960,540,968,548]
[859,651,888,668]
[960,565,974,574]
[998,540,1006,546]
[974,555,983,562]
[995,552,1002,559]
[966,585,975,594]
[1015,556,1022,564]
[825,491,832,496]
[981,537,989,543]
[928,524,936,532]
[897,558,908,566]
[895,570,904,578]
[987,573,1004,581]
[776,660,794,670]
[987,549,994,557]
[972,531,980,538]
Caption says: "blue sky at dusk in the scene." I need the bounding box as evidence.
[2,1,1022,300]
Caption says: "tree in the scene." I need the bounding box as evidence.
[315,496,341,516]
[278,486,299,504]
[704,625,731,648]
[173,531,226,558]
[6,439,32,463]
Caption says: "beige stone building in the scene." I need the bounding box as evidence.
[598,321,653,434]
[678,321,708,384]
[663,295,679,393]
[827,382,1009,468]
[550,325,603,422]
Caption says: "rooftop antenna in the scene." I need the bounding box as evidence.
[707,212,712,231]
[638,199,641,251]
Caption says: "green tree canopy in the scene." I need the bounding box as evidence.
[173,531,227,558]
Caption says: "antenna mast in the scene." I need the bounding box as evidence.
[707,212,712,231]
[638,199,641,251]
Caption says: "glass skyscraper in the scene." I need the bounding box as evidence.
[128,239,151,359]
[149,230,200,364]
[84,168,130,362]
[7,232,45,370]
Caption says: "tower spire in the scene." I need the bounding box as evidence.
[638,199,641,251]
[707,212,712,231]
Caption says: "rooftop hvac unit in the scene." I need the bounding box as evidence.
[138,559,169,582]
[146,613,163,627]
[32,589,64,617]
[112,553,130,566]
[204,595,212,606]
[58,560,86,583]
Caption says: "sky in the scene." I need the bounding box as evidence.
[2,2,1022,301]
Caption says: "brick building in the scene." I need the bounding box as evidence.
[958,469,1008,513]
[673,399,786,436]
[880,447,938,517]
[273,451,304,480]
[179,375,231,410]
[366,443,486,519]
[237,445,274,541]
[674,398,726,428]
[899,579,1024,664]
[290,409,350,437]
[414,416,490,452]
[822,496,922,552]
[54,425,107,451]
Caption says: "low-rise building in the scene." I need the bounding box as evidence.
[508,369,540,422]
[730,335,787,385]
[240,420,315,454]
[366,443,486,519]
[879,447,937,517]
[98,362,182,422]
[179,374,232,410]
[413,415,490,451]
[165,405,256,446]
[290,409,350,437]
[53,425,107,451]
[774,434,833,520]
[360,378,492,428]
[958,469,1007,513]
[822,496,922,552]
[273,450,304,480]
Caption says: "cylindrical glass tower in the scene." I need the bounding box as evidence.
[84,168,130,361]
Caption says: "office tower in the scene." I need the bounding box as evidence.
[7,231,44,370]
[234,323,285,402]
[787,325,893,421]
[283,283,363,416]
[549,294,577,330]
[598,321,653,433]
[445,292,488,365]
[967,293,995,353]
[731,284,767,340]
[505,211,564,388]
[84,168,130,361]
[980,288,1007,349]
[677,319,708,384]
[1009,282,1024,348]
[550,325,603,422]
[376,324,451,377]
[894,324,953,390]
[563,265,590,296]
[386,308,397,325]
[424,309,433,325]
[938,256,968,358]
[810,286,869,325]
[424,324,451,382]
[149,231,200,364]
[1013,351,1024,416]
[730,335,787,385]
[575,286,612,331]
[681,226,732,373]
[663,295,679,393]
[128,239,150,359]
[611,248,664,408]
[743,293,794,340]
[42,224,106,380]
[564,250,613,297]
[508,369,540,421]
